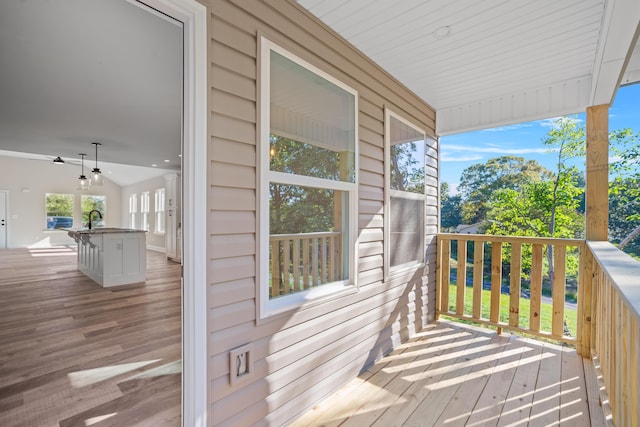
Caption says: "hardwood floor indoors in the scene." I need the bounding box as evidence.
[0,247,182,427]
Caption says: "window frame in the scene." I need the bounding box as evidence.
[81,194,107,228]
[141,191,150,231]
[129,193,138,229]
[258,36,359,319]
[384,108,428,279]
[154,188,166,234]
[44,193,74,230]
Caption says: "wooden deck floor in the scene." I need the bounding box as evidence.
[0,246,181,427]
[292,321,606,427]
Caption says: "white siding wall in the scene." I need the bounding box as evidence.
[208,1,438,425]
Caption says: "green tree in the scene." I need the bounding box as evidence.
[458,156,552,224]
[46,194,73,217]
[81,195,106,226]
[440,182,462,231]
[269,136,341,234]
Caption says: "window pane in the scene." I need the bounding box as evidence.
[270,50,355,182]
[390,194,424,267]
[45,193,74,229]
[390,116,425,193]
[269,184,349,299]
[81,195,106,228]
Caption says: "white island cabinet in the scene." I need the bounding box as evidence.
[66,228,147,287]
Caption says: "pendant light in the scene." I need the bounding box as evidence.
[52,156,65,165]
[77,153,89,190]
[91,142,104,186]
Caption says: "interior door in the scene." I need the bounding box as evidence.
[0,191,7,248]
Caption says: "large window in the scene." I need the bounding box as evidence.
[385,110,426,276]
[260,38,358,317]
[81,195,106,228]
[45,193,74,229]
[129,194,137,228]
[155,188,165,234]
[141,191,150,231]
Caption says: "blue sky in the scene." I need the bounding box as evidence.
[439,83,640,192]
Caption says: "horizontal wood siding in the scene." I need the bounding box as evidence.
[207,1,437,425]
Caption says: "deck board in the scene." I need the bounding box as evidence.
[292,321,606,426]
[0,246,181,427]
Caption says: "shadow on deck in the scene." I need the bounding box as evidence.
[291,320,606,426]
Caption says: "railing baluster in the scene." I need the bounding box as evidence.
[328,235,335,282]
[509,242,522,328]
[490,241,502,325]
[456,239,467,315]
[271,240,280,297]
[283,239,290,294]
[293,238,300,291]
[530,243,543,332]
[312,238,319,286]
[472,241,483,320]
[321,237,328,283]
[440,239,451,313]
[552,245,566,337]
[303,238,310,289]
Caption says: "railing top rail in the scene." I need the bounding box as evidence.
[270,231,342,240]
[588,241,640,320]
[438,233,585,247]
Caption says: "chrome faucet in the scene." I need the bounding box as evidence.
[88,210,103,230]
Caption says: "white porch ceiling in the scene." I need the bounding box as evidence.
[297,0,640,135]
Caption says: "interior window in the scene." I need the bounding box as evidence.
[81,195,106,228]
[45,193,74,229]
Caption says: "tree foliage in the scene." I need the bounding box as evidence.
[269,136,341,234]
[440,182,462,231]
[458,155,552,224]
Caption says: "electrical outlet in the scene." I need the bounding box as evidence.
[229,343,253,386]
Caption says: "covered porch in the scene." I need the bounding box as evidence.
[292,320,604,426]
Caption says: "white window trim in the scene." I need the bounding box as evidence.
[258,36,359,320]
[140,191,150,231]
[129,193,138,229]
[154,188,166,234]
[384,108,427,280]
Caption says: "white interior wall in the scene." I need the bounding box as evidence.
[0,155,122,248]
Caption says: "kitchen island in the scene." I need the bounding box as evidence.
[66,228,147,287]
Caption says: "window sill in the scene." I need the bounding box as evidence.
[258,281,358,325]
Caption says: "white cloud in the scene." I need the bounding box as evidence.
[442,144,555,155]
[441,154,484,162]
[538,117,583,128]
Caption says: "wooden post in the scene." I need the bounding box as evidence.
[586,104,609,241]
[584,104,608,358]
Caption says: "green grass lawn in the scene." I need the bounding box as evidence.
[444,284,577,338]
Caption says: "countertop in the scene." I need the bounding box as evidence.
[64,228,147,235]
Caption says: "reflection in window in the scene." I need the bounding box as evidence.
[386,112,426,271]
[45,193,74,229]
[261,39,358,315]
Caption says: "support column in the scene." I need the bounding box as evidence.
[585,104,609,241]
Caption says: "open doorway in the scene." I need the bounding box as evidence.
[0,0,207,425]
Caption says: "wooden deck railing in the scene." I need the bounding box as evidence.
[436,233,586,346]
[269,232,342,297]
[588,241,640,426]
